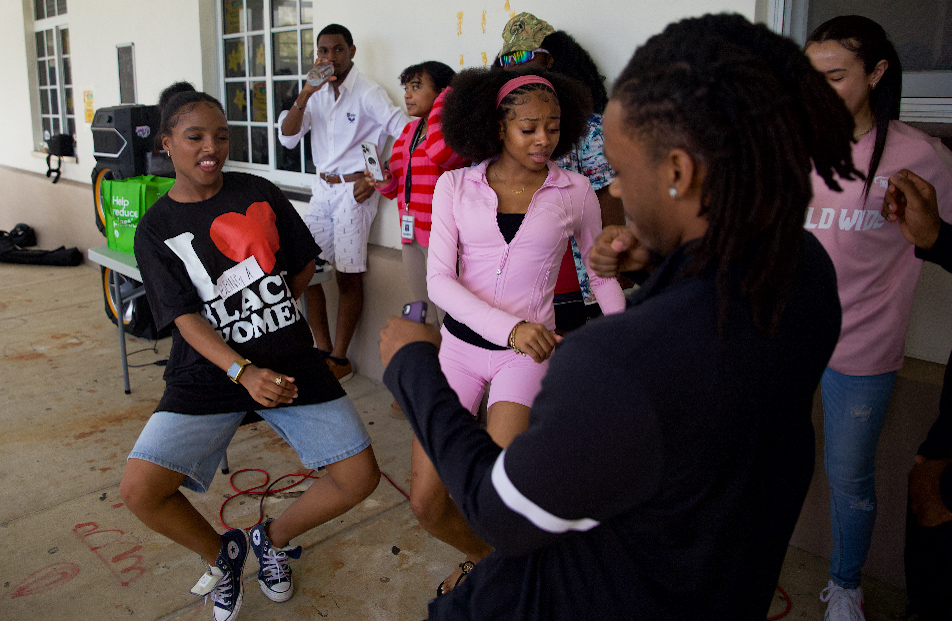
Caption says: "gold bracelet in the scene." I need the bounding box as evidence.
[509,320,528,356]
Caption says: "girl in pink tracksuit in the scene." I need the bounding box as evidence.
[409,67,625,597]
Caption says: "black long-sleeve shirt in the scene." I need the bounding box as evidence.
[914,220,952,509]
[385,232,841,620]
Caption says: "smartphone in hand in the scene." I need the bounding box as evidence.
[362,142,384,181]
[401,300,428,323]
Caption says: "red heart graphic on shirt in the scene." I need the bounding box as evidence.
[210,201,280,273]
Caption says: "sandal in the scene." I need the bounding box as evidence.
[436,560,475,597]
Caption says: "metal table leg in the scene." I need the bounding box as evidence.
[111,270,131,394]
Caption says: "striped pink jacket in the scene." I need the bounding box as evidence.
[380,89,469,247]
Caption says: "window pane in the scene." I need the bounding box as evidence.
[226,82,248,121]
[301,29,313,70]
[67,117,75,137]
[48,63,57,86]
[224,38,246,78]
[273,79,298,117]
[50,91,59,115]
[250,35,266,77]
[36,32,45,59]
[40,89,50,114]
[273,0,297,27]
[45,0,55,20]
[42,118,51,140]
[56,0,67,15]
[301,0,312,24]
[35,0,44,21]
[222,0,244,34]
[65,87,73,114]
[46,30,55,56]
[251,126,269,164]
[52,117,60,135]
[272,31,298,75]
[229,124,250,162]
[62,58,71,86]
[37,60,47,87]
[275,128,301,171]
[60,29,69,56]
[250,81,268,122]
[247,0,264,30]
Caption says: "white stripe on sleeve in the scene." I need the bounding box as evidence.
[490,450,600,534]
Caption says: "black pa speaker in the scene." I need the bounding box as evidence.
[91,104,160,179]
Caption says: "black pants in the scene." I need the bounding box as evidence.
[905,500,952,620]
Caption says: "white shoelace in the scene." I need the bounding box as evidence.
[260,548,291,582]
[820,582,864,621]
[209,572,234,606]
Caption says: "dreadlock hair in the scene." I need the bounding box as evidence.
[160,91,226,139]
[540,31,608,113]
[441,67,592,163]
[399,61,456,91]
[613,13,861,335]
[807,15,902,198]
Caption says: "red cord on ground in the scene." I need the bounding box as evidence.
[767,585,792,620]
[219,468,410,530]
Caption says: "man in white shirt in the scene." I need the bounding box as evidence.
[279,23,409,380]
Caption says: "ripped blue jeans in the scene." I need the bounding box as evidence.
[821,367,897,589]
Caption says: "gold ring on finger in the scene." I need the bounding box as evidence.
[274,376,283,386]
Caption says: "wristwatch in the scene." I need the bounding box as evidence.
[227,359,252,384]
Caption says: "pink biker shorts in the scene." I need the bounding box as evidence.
[438,327,550,415]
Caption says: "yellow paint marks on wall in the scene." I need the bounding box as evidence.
[504,0,511,11]
[482,51,488,68]
[460,54,465,67]
[457,11,464,36]
[481,10,487,33]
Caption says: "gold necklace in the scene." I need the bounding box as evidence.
[493,167,542,195]
[854,122,875,141]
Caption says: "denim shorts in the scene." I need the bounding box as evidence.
[128,396,371,493]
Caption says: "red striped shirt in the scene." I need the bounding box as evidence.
[380,89,469,247]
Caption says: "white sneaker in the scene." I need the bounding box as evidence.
[820,580,865,621]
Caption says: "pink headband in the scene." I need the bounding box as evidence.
[495,75,555,108]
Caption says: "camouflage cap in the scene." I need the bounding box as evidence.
[499,12,555,56]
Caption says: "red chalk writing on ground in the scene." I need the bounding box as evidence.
[73,522,146,586]
[9,562,81,598]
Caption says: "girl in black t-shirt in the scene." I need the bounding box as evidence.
[120,91,379,621]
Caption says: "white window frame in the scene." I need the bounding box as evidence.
[31,8,74,149]
[767,0,952,123]
[216,0,315,190]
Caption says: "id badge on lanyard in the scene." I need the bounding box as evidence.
[401,210,414,242]
[401,120,427,244]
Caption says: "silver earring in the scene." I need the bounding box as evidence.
[669,187,677,198]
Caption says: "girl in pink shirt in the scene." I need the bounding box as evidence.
[806,16,952,620]
[413,68,624,596]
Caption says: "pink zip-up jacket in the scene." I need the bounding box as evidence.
[427,158,626,347]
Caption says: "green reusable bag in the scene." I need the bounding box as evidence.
[101,175,174,254]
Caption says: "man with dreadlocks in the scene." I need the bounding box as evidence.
[378,14,855,621]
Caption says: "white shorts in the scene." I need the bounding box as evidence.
[303,178,379,273]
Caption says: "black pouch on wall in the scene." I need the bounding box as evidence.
[46,134,75,184]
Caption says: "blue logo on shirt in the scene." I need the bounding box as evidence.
[347,113,356,123]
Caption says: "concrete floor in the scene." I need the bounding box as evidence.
[0,262,912,620]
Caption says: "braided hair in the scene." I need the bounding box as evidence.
[807,15,902,198]
[613,13,860,334]
[441,68,592,163]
